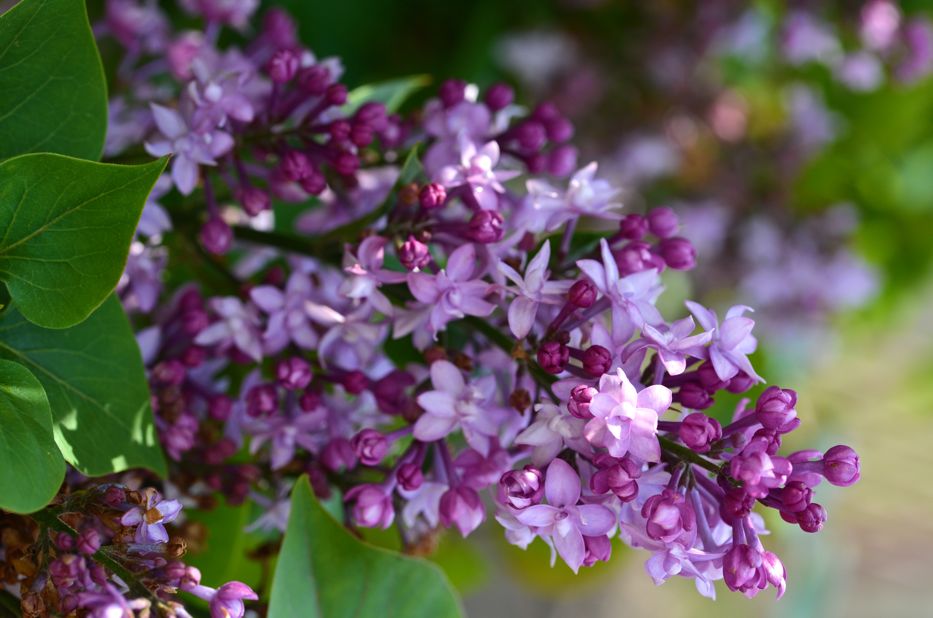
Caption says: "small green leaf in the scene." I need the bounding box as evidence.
[0,153,167,329]
[268,476,463,618]
[344,75,431,114]
[0,359,64,513]
[0,296,166,477]
[0,0,108,160]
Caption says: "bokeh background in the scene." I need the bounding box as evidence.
[251,0,933,615]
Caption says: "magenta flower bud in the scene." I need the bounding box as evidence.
[696,362,729,391]
[439,486,485,537]
[484,82,514,111]
[796,502,827,533]
[725,371,755,393]
[761,551,787,599]
[532,101,560,121]
[590,455,640,501]
[647,206,679,238]
[547,144,578,176]
[719,487,754,524]
[675,382,713,409]
[545,116,574,143]
[345,484,394,529]
[418,182,447,209]
[615,240,655,275]
[582,534,612,567]
[103,486,126,507]
[525,152,547,174]
[537,341,569,374]
[153,360,186,386]
[246,384,278,417]
[333,151,360,176]
[321,437,357,472]
[76,529,101,555]
[398,236,431,271]
[181,308,209,336]
[355,102,388,130]
[340,370,369,395]
[515,121,547,151]
[751,428,783,455]
[280,150,313,181]
[299,168,327,195]
[641,488,696,543]
[499,466,544,509]
[211,582,259,618]
[723,544,763,594]
[438,79,467,108]
[299,390,321,412]
[326,83,348,106]
[266,49,299,83]
[276,357,313,390]
[618,214,648,240]
[297,65,330,95]
[200,217,233,255]
[568,384,597,419]
[821,445,860,486]
[582,345,612,377]
[55,532,74,551]
[351,429,389,466]
[568,279,597,308]
[778,480,812,513]
[755,386,798,431]
[466,210,504,243]
[658,237,696,270]
[238,186,270,217]
[397,462,424,491]
[678,412,722,453]
[372,370,415,414]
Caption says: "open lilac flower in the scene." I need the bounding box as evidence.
[436,139,519,210]
[585,368,671,462]
[622,316,712,376]
[514,459,616,573]
[195,297,264,361]
[498,240,571,338]
[339,235,406,312]
[515,403,589,467]
[521,162,622,232]
[250,272,318,355]
[685,301,763,382]
[120,488,182,544]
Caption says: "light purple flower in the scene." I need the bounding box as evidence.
[145,104,233,195]
[521,162,622,233]
[179,0,259,29]
[249,410,324,470]
[339,235,406,311]
[585,368,670,462]
[436,139,519,210]
[400,482,447,529]
[498,240,571,338]
[186,64,256,130]
[120,488,182,544]
[622,316,712,376]
[685,301,763,383]
[195,297,264,361]
[186,580,258,618]
[305,302,386,371]
[250,272,318,355]
[514,403,588,467]
[514,459,616,573]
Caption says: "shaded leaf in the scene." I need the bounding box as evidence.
[344,75,431,114]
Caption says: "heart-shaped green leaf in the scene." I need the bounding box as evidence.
[0,359,64,513]
[0,153,167,329]
[0,0,108,160]
[268,476,463,618]
[0,296,166,477]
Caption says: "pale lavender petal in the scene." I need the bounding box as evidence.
[576,504,616,536]
[508,296,538,339]
[408,273,439,303]
[446,243,477,281]
[553,527,586,573]
[514,504,559,527]
[545,458,581,507]
[429,360,465,394]
[250,286,285,312]
[636,384,672,414]
[685,300,718,332]
[416,391,458,418]
[413,412,458,442]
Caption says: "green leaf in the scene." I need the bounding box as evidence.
[0,0,108,160]
[268,477,463,618]
[344,75,431,114]
[0,359,65,513]
[0,153,167,329]
[185,500,266,591]
[0,296,166,477]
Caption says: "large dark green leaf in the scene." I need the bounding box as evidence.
[0,154,167,329]
[268,477,463,618]
[0,296,166,477]
[0,359,64,513]
[0,0,108,160]
[343,75,431,114]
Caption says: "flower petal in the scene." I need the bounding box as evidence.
[545,458,581,507]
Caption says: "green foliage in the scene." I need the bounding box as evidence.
[0,154,167,329]
[0,0,107,160]
[268,476,463,618]
[344,75,432,114]
[185,500,268,592]
[0,296,166,477]
[0,359,65,513]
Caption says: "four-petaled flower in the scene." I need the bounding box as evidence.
[499,240,572,338]
[685,301,763,382]
[120,488,183,544]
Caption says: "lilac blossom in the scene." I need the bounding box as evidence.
[521,162,622,232]
[195,297,264,361]
[120,489,182,544]
[250,272,318,354]
[685,301,763,382]
[622,316,712,376]
[498,240,571,338]
[436,139,518,210]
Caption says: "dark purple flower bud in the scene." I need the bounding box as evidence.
[266,49,299,83]
[725,371,755,393]
[246,384,278,417]
[466,210,504,243]
[181,308,209,336]
[568,279,597,308]
[675,382,713,409]
[720,487,754,523]
[618,214,648,240]
[696,362,729,391]
[55,532,74,551]
[76,529,101,555]
[238,186,270,217]
[532,101,560,122]
[751,428,782,455]
[723,544,763,594]
[200,218,233,255]
[397,462,424,491]
[439,79,467,108]
[515,121,547,151]
[582,535,612,567]
[297,65,330,95]
[181,346,206,367]
[355,102,388,130]
[590,454,640,501]
[568,384,597,419]
[499,466,544,509]
[372,370,415,414]
[321,437,357,472]
[439,486,485,537]
[545,116,574,143]
[537,341,569,374]
[330,120,351,143]
[49,555,83,588]
[647,206,679,238]
[299,390,321,412]
[280,150,313,181]
[778,481,812,513]
[484,83,514,111]
[658,237,696,270]
[351,429,389,466]
[333,151,360,176]
[582,345,612,377]
[276,357,313,390]
[547,144,578,176]
[821,445,860,486]
[755,386,798,431]
[103,486,126,507]
[340,370,369,395]
[398,236,431,271]
[299,168,327,195]
[419,182,447,209]
[153,360,186,386]
[615,241,655,275]
[796,502,827,533]
[678,412,722,453]
[326,83,348,106]
[345,484,393,528]
[641,488,696,543]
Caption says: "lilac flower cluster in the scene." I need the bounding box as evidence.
[103,0,861,602]
[0,483,255,617]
